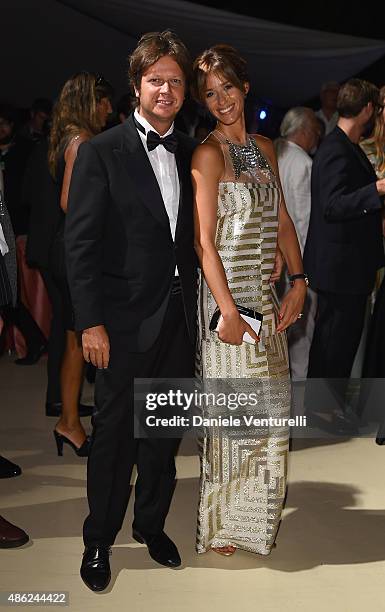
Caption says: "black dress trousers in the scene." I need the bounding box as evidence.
[0,255,12,307]
[307,290,368,379]
[83,286,194,547]
[306,290,368,415]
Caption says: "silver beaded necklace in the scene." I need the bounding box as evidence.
[215,130,272,180]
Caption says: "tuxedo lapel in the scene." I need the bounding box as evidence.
[113,115,171,234]
[175,132,192,240]
[335,127,376,179]
[352,141,377,177]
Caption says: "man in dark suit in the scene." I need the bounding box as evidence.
[65,31,197,592]
[304,79,385,420]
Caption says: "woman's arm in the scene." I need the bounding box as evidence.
[60,132,90,213]
[192,142,259,345]
[269,247,285,283]
[256,135,306,332]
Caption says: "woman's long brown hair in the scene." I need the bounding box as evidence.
[373,85,385,176]
[48,71,111,177]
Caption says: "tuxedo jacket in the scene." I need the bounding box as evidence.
[303,126,384,295]
[65,114,198,352]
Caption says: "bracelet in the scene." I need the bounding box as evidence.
[289,273,309,287]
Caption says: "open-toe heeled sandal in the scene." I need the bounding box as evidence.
[211,546,236,556]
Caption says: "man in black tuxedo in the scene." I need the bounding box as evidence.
[65,31,197,591]
[304,79,385,419]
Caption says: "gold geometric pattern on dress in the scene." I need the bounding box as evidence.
[196,131,290,555]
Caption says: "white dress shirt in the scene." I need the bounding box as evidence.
[276,139,312,254]
[276,139,317,380]
[134,109,180,243]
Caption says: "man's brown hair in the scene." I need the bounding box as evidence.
[192,44,249,104]
[128,30,191,98]
[337,79,379,118]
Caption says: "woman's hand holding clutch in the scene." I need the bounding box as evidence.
[217,310,260,345]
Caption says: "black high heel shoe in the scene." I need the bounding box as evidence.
[14,343,47,366]
[53,430,90,457]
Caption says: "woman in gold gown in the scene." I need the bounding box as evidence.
[191,45,306,556]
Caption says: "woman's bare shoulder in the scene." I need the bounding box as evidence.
[192,135,224,169]
[251,133,273,151]
[64,130,91,161]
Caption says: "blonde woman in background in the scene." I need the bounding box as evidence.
[360,86,385,441]
[361,86,385,179]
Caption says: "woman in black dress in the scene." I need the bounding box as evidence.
[48,73,112,456]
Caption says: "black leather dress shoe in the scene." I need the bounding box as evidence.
[0,516,29,548]
[132,529,181,567]
[45,402,94,417]
[0,455,22,478]
[14,344,47,366]
[375,422,385,445]
[306,411,359,436]
[332,411,359,435]
[80,546,111,592]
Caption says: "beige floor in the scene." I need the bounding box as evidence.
[1,354,385,612]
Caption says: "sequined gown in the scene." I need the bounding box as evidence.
[196,130,290,555]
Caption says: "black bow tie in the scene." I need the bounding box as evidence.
[146,130,178,154]
[133,115,178,154]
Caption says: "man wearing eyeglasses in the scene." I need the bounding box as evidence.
[65,31,197,592]
[304,79,385,426]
